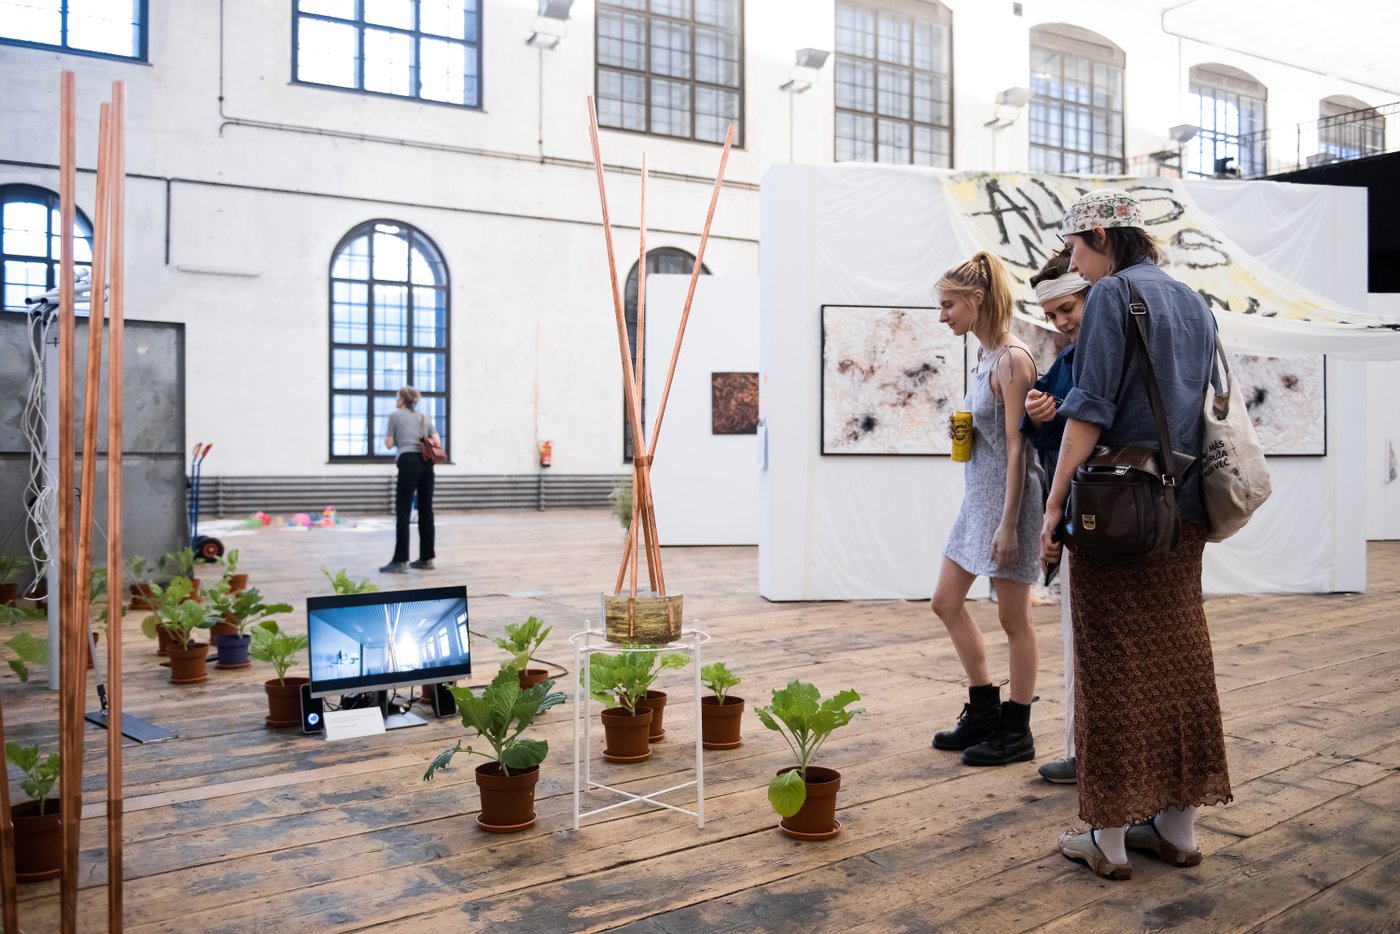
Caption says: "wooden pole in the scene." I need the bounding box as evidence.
[585,97,663,592]
[0,694,18,934]
[106,79,127,933]
[645,123,735,458]
[56,69,81,934]
[630,155,648,598]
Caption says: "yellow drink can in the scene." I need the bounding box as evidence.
[951,411,973,462]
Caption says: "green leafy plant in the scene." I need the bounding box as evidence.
[219,548,240,581]
[492,616,551,670]
[5,742,60,814]
[124,555,153,585]
[422,664,566,780]
[584,648,686,714]
[700,662,742,704]
[139,577,216,648]
[205,582,293,637]
[250,620,309,684]
[321,568,379,594]
[160,547,198,580]
[755,680,864,818]
[609,475,633,528]
[0,553,27,584]
[2,602,47,681]
[90,566,123,631]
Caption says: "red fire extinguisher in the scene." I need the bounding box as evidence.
[538,440,553,468]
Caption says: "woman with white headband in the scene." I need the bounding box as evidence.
[1019,248,1090,789]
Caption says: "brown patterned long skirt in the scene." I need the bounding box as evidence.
[1070,522,1232,827]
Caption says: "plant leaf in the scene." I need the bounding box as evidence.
[422,741,461,781]
[500,738,547,771]
[768,769,808,817]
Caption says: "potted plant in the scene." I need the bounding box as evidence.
[322,568,378,594]
[220,548,248,593]
[609,475,633,528]
[86,566,120,670]
[422,664,566,832]
[2,602,47,682]
[625,648,688,742]
[5,741,62,881]
[250,619,310,728]
[755,680,864,840]
[700,661,745,749]
[125,555,158,610]
[585,652,655,762]
[141,577,217,683]
[204,582,293,669]
[493,615,552,689]
[0,553,26,606]
[161,547,202,597]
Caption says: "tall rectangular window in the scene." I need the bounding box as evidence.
[0,0,147,61]
[834,1,951,166]
[1186,64,1266,178]
[1029,25,1124,175]
[595,0,743,145]
[295,0,483,108]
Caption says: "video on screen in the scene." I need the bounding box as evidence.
[308,594,470,684]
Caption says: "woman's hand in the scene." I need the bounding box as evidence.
[1041,504,1064,569]
[991,521,1017,570]
[947,412,957,440]
[1025,389,1057,427]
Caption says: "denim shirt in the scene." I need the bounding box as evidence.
[1021,342,1075,455]
[1058,261,1216,524]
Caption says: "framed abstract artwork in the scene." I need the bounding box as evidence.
[711,371,759,434]
[1230,354,1326,456]
[821,305,966,455]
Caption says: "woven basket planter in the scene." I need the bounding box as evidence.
[601,592,683,645]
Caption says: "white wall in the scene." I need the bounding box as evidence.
[0,0,1392,479]
[643,276,759,546]
[1366,294,1400,540]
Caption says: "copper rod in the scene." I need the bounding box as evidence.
[630,154,647,600]
[637,464,665,594]
[586,97,657,587]
[106,79,127,933]
[56,69,80,933]
[0,693,18,934]
[646,123,735,458]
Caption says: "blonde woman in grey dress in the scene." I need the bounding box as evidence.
[930,251,1045,767]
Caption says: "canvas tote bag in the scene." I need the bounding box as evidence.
[1200,335,1271,542]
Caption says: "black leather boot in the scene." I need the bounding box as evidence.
[932,683,1001,750]
[962,699,1035,766]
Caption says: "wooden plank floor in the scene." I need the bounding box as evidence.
[5,510,1398,932]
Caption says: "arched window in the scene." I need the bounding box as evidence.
[1,184,94,313]
[328,220,449,460]
[1319,95,1383,161]
[833,0,953,166]
[1188,64,1267,178]
[622,247,709,461]
[1029,24,1125,174]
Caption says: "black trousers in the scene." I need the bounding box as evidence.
[392,452,435,563]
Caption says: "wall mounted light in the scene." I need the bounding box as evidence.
[1169,124,1199,143]
[780,48,832,93]
[527,0,574,48]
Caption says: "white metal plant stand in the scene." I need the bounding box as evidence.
[570,625,710,829]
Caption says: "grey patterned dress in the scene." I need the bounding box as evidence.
[943,346,1045,585]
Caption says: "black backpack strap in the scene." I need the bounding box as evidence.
[1123,280,1181,488]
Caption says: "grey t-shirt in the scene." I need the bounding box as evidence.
[386,407,433,461]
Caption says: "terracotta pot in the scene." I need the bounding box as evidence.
[227,573,249,593]
[187,577,202,602]
[517,668,550,690]
[777,766,842,839]
[154,624,177,656]
[129,582,156,611]
[600,707,653,763]
[701,695,745,749]
[167,641,210,684]
[13,798,62,882]
[474,761,540,832]
[87,631,101,670]
[635,690,669,741]
[210,617,239,640]
[265,677,310,728]
[0,582,17,606]
[213,633,252,669]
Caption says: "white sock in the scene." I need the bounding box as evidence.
[1095,826,1128,864]
[1155,805,1198,852]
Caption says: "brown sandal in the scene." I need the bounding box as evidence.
[1125,817,1203,867]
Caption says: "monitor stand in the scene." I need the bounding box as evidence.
[383,710,428,730]
[338,690,428,731]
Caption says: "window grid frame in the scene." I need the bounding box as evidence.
[1028,27,1126,176]
[594,0,746,147]
[1185,78,1267,179]
[0,0,150,63]
[327,219,451,463]
[1318,98,1383,161]
[832,0,955,168]
[292,0,485,111]
[1,184,95,315]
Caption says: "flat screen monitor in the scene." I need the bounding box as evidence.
[306,584,471,700]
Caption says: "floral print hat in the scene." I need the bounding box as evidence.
[1060,187,1145,237]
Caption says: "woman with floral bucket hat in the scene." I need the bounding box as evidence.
[1041,188,1232,880]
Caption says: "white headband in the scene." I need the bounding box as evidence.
[1033,273,1090,304]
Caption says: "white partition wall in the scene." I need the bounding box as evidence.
[645,276,760,546]
[758,164,1377,600]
